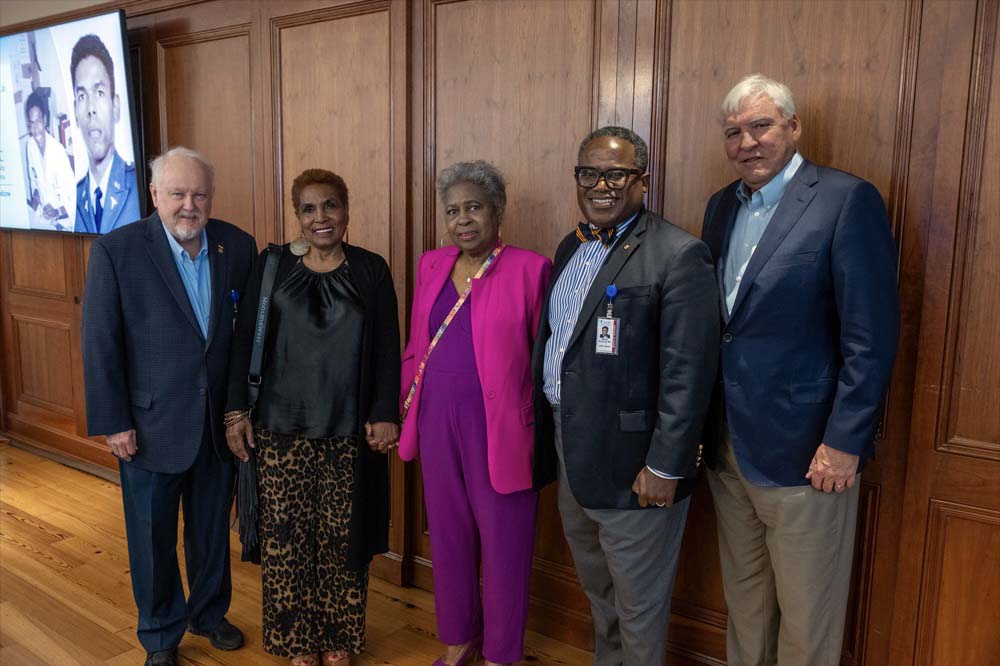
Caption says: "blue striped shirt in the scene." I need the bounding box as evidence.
[162,223,212,338]
[543,213,637,405]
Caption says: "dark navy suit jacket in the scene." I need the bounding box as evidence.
[74,150,142,234]
[701,159,900,485]
[82,212,256,473]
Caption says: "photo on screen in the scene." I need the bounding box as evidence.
[0,10,143,235]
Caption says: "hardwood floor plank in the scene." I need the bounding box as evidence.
[1,571,134,662]
[0,446,592,666]
[0,601,88,665]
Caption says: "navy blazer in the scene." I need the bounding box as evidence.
[74,150,142,234]
[700,159,900,485]
[532,209,720,509]
[82,212,257,473]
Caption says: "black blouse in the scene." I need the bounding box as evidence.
[254,260,363,438]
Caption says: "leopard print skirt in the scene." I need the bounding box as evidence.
[255,429,368,657]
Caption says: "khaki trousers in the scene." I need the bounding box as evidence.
[707,432,859,666]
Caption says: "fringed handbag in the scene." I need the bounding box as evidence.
[236,244,282,564]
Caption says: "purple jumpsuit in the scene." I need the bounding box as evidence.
[417,280,538,664]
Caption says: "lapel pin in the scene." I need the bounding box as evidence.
[623,244,631,251]
[113,180,120,189]
[217,244,225,254]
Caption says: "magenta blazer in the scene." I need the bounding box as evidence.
[399,244,552,493]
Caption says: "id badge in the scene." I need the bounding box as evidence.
[595,317,620,355]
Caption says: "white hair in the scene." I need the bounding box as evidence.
[721,74,796,123]
[149,146,215,186]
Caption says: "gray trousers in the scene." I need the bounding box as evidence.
[707,429,859,666]
[553,407,690,666]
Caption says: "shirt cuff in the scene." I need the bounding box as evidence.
[646,465,683,480]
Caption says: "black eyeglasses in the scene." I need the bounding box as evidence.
[574,166,644,189]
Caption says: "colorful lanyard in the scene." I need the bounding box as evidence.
[401,243,505,421]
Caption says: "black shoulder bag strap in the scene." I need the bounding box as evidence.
[247,243,282,408]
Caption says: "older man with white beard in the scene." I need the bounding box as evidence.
[82,147,257,666]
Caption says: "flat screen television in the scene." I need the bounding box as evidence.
[0,9,144,235]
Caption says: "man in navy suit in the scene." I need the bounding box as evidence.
[70,34,140,233]
[82,147,256,666]
[700,74,899,666]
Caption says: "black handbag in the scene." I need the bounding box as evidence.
[236,244,282,564]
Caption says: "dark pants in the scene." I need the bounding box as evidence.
[119,430,234,652]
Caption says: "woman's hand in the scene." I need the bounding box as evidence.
[226,415,255,462]
[365,421,400,454]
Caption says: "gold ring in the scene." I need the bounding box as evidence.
[655,501,667,507]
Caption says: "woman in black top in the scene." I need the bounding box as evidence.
[225,168,400,666]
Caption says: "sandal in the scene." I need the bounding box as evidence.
[433,636,482,666]
[322,651,350,664]
[291,654,319,666]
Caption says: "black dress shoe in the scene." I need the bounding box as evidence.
[188,617,245,650]
[144,648,177,666]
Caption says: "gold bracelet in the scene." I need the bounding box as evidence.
[224,410,249,427]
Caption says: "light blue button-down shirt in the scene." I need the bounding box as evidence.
[723,152,803,315]
[162,223,212,338]
[722,152,802,486]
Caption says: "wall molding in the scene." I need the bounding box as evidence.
[935,0,999,463]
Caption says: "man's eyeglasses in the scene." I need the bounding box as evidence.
[574,167,644,189]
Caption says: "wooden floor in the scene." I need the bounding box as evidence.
[0,443,592,666]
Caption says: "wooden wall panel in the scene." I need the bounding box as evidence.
[274,5,392,258]
[158,27,256,237]
[915,501,1000,666]
[11,316,75,414]
[941,6,1000,461]
[8,235,69,297]
[890,1,1000,664]
[662,0,908,236]
[428,0,595,257]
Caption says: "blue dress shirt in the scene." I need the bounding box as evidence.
[162,223,212,338]
[722,152,803,486]
[723,152,803,314]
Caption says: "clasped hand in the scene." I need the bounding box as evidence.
[365,421,400,454]
[224,417,399,459]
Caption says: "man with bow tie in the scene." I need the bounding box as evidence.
[532,126,719,666]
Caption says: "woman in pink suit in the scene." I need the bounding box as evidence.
[399,161,551,666]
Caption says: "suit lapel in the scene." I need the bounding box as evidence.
[103,153,125,230]
[708,187,740,325]
[728,160,818,320]
[77,172,94,233]
[144,214,204,340]
[566,214,645,351]
[205,222,227,347]
[424,248,459,338]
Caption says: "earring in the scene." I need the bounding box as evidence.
[290,236,310,257]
